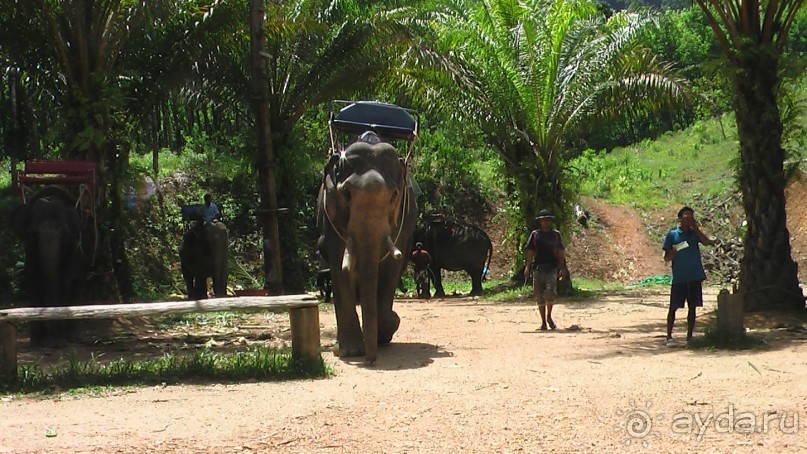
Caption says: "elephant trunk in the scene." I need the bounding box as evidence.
[357,246,379,364]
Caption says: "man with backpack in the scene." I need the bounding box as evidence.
[523,209,566,330]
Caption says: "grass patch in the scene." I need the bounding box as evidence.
[572,278,631,293]
[4,347,332,395]
[570,113,739,209]
[482,277,627,301]
[482,278,530,301]
[157,311,253,329]
[687,324,767,351]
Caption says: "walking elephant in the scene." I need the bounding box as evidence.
[415,217,493,297]
[179,221,229,300]
[317,132,418,363]
[8,186,93,347]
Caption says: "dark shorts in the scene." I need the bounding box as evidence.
[670,280,703,309]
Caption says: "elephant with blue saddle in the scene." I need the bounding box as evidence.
[179,221,229,300]
[317,132,418,363]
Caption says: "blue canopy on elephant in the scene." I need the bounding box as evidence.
[330,101,418,142]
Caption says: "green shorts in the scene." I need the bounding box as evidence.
[533,266,558,305]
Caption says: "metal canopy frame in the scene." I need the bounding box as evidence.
[328,100,419,160]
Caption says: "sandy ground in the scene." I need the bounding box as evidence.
[5,181,807,454]
[3,288,807,454]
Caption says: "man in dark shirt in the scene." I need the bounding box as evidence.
[523,209,566,330]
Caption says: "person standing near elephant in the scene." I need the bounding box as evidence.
[662,206,714,347]
[411,242,432,299]
[411,242,432,273]
[523,209,566,331]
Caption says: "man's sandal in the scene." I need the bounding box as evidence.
[548,320,557,330]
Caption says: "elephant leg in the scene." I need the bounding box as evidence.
[49,320,68,348]
[432,267,446,297]
[212,265,227,298]
[29,321,48,347]
[469,269,484,296]
[377,262,402,345]
[182,267,195,300]
[193,276,208,300]
[331,272,364,357]
[30,321,67,348]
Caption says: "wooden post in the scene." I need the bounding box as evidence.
[289,306,321,363]
[717,288,744,337]
[0,322,17,384]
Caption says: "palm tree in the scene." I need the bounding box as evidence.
[692,0,805,311]
[189,0,429,290]
[406,0,689,227]
[0,0,231,300]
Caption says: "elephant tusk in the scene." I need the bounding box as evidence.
[385,236,402,260]
[342,238,355,272]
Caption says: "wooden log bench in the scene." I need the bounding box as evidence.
[0,295,321,384]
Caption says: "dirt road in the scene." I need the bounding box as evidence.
[2,289,807,453]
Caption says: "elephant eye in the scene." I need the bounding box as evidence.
[389,189,398,205]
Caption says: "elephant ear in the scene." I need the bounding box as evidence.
[8,204,30,241]
[322,156,349,232]
[389,159,408,228]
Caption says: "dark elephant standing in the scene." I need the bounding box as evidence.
[318,133,418,363]
[415,218,493,297]
[8,186,93,347]
[179,222,229,300]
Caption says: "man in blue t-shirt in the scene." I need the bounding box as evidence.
[201,193,222,224]
[662,206,714,346]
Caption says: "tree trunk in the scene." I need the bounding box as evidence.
[109,144,135,301]
[151,108,160,175]
[733,48,803,311]
[22,83,41,158]
[249,0,284,292]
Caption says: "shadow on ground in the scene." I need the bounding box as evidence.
[337,342,454,371]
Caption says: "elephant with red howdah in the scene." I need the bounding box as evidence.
[414,217,493,296]
[8,186,94,347]
[317,132,418,364]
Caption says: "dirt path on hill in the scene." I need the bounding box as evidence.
[566,197,668,284]
[3,289,807,453]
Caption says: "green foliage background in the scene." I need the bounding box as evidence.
[0,1,805,302]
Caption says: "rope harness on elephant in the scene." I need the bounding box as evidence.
[322,150,412,264]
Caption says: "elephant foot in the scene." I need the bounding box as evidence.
[434,291,446,298]
[469,289,483,296]
[30,335,67,349]
[378,311,401,345]
[333,341,365,358]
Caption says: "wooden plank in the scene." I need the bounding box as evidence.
[0,295,319,322]
[0,322,16,383]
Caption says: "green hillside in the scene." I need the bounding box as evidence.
[571,84,806,210]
